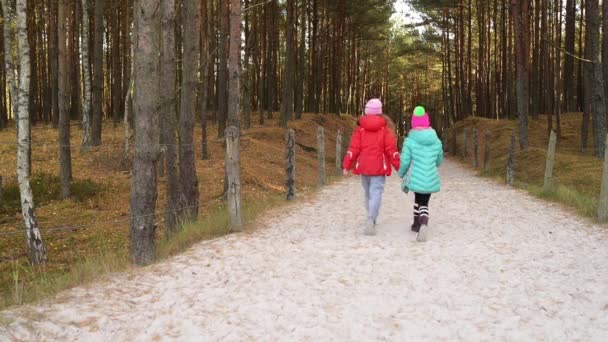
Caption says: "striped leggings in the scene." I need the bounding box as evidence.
[414,193,431,218]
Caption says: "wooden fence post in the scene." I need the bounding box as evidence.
[336,129,343,175]
[543,130,558,193]
[507,134,515,186]
[317,126,326,186]
[473,128,479,168]
[225,126,243,230]
[285,129,296,200]
[598,133,608,221]
[451,128,457,155]
[483,130,490,174]
[462,128,468,158]
[0,175,2,206]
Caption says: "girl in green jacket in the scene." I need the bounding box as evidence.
[398,106,444,242]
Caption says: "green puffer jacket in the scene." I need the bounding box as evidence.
[398,128,444,194]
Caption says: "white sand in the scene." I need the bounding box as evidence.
[1,160,608,341]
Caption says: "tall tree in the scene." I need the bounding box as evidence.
[511,0,530,149]
[130,0,161,266]
[564,0,576,112]
[218,0,229,137]
[280,0,296,128]
[161,0,180,235]
[49,0,59,126]
[585,0,606,158]
[242,0,251,130]
[91,0,104,146]
[111,2,122,126]
[200,0,210,159]
[80,0,92,150]
[13,0,47,265]
[179,0,200,221]
[1,0,17,127]
[295,0,306,120]
[228,0,241,129]
[227,0,243,227]
[58,0,72,198]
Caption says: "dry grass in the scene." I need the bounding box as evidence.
[450,113,604,219]
[0,113,355,309]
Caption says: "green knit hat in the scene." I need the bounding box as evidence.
[413,106,426,117]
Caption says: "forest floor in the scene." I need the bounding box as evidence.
[1,160,607,340]
[450,113,604,218]
[0,113,355,309]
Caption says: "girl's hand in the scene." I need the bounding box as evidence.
[342,169,350,176]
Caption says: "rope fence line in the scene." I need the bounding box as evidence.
[0,141,203,148]
[446,127,603,154]
[0,202,204,237]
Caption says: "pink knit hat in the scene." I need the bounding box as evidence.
[364,99,383,115]
[411,106,430,129]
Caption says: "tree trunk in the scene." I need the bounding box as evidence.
[242,0,251,130]
[225,126,242,229]
[602,0,608,142]
[564,0,575,112]
[15,0,46,265]
[130,0,161,266]
[49,0,59,126]
[280,0,295,128]
[217,0,229,137]
[161,0,180,236]
[200,0,210,159]
[585,0,607,158]
[80,0,92,150]
[295,0,306,120]
[511,0,529,149]
[179,0,200,221]
[58,0,72,199]
[1,0,18,126]
[228,0,241,129]
[111,4,121,127]
[91,0,104,146]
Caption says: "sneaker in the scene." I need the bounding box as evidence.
[364,220,376,236]
[416,216,429,242]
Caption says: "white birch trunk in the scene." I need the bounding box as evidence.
[80,0,92,151]
[16,0,46,265]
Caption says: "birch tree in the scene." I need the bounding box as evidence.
[14,0,46,265]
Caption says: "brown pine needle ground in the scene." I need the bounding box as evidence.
[0,113,355,309]
[450,113,603,219]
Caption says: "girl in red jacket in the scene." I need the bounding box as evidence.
[342,99,400,235]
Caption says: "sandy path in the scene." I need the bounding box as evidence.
[1,160,608,341]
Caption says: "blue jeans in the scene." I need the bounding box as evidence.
[361,176,386,223]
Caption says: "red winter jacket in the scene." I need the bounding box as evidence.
[343,115,400,176]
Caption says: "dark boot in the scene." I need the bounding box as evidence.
[417,214,430,242]
[411,204,421,232]
[411,216,421,232]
